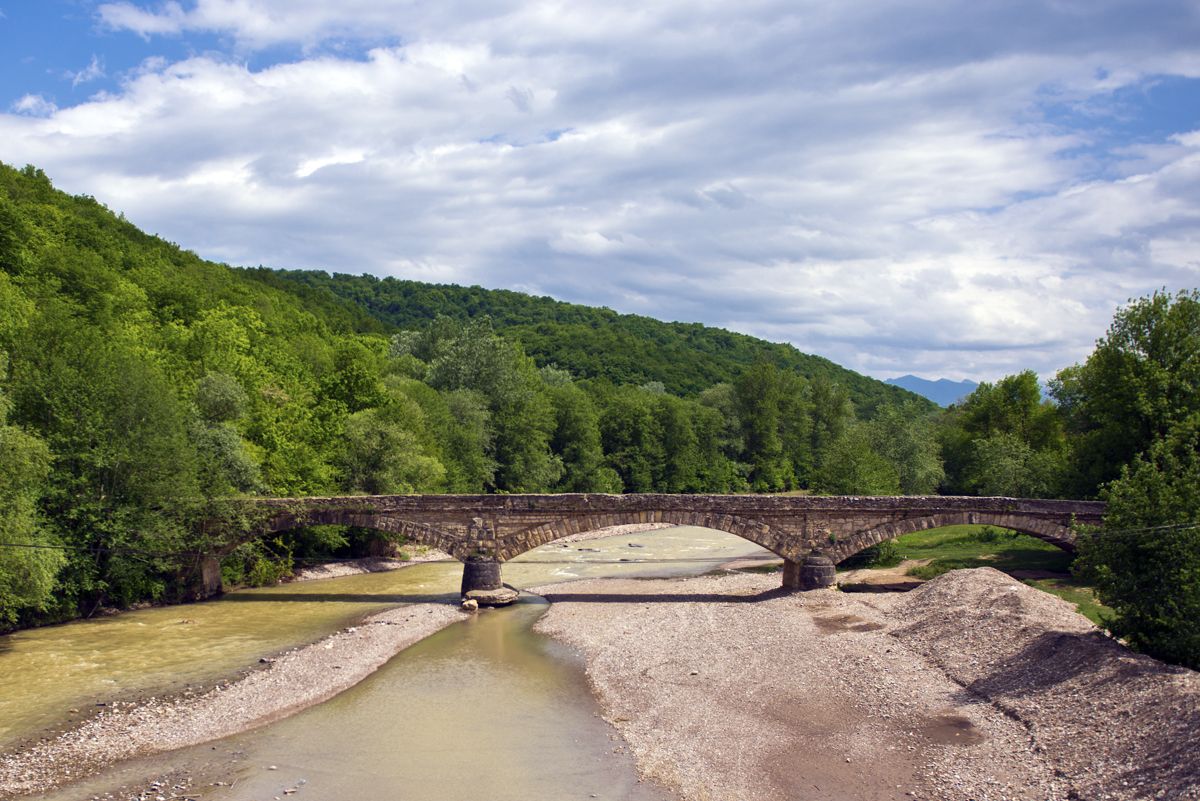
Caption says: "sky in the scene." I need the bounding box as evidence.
[1,1,1198,383]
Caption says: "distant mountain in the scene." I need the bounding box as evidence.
[885,375,978,407]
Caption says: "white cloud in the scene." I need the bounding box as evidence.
[9,94,57,116]
[69,55,106,88]
[6,1,1200,382]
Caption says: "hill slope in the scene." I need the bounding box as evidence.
[252,270,932,415]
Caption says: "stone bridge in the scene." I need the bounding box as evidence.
[201,494,1105,602]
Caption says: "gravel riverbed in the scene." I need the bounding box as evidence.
[534,567,1200,801]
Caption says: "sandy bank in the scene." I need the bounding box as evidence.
[0,603,464,798]
[288,549,452,581]
[534,568,1199,801]
[286,523,673,582]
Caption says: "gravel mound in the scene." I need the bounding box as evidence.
[877,568,1200,800]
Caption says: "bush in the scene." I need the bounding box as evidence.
[840,540,904,569]
[970,525,1013,544]
[1074,419,1200,669]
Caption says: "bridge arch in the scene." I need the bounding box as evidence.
[258,509,469,560]
[497,510,783,561]
[828,512,1077,563]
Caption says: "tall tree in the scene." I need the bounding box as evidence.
[1053,289,1200,496]
[0,354,62,629]
[1074,415,1200,669]
[941,370,1067,496]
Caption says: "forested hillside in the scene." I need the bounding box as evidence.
[252,269,927,413]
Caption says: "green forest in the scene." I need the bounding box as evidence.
[0,163,1197,668]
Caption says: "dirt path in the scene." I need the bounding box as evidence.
[533,568,1200,801]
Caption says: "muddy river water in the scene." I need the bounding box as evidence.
[4,527,773,800]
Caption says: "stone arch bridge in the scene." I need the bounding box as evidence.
[200,494,1104,601]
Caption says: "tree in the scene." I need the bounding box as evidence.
[0,355,62,628]
[420,318,562,491]
[1053,290,1200,496]
[811,422,901,495]
[734,362,791,491]
[942,370,1066,496]
[337,408,445,494]
[546,377,620,492]
[869,402,944,495]
[1074,416,1200,669]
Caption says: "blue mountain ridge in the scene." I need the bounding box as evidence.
[884,375,978,407]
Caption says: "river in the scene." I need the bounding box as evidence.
[4,526,773,800]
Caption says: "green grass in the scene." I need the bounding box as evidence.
[1022,578,1111,626]
[894,525,1072,578]
[871,525,1110,623]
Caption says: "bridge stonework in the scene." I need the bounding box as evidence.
[227,494,1104,600]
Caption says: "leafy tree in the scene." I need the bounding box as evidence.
[653,393,702,492]
[0,355,62,628]
[594,383,661,492]
[963,432,1064,497]
[734,362,792,491]
[812,422,901,495]
[546,377,620,492]
[195,371,248,424]
[1053,290,1200,496]
[942,370,1066,496]
[870,402,945,494]
[1074,417,1200,669]
[809,376,853,471]
[337,408,446,494]
[419,318,562,491]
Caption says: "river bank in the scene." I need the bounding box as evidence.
[533,568,1200,801]
[286,522,674,582]
[0,603,463,797]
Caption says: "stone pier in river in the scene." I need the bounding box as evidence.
[201,494,1105,603]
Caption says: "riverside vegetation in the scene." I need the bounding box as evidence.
[0,161,1198,669]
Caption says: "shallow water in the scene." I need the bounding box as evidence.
[0,526,770,747]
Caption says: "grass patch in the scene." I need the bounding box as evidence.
[1022,578,1111,626]
[895,525,1073,577]
[736,562,783,574]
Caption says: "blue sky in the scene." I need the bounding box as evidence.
[2,1,1199,383]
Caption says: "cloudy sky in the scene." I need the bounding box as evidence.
[2,1,1198,383]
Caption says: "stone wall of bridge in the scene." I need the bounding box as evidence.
[243,493,1105,564]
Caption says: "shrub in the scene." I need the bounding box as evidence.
[840,540,904,569]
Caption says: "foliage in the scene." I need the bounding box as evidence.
[812,422,901,495]
[868,402,944,494]
[1074,418,1200,669]
[262,269,934,414]
[0,356,63,628]
[839,540,904,569]
[1053,289,1200,497]
[940,370,1067,496]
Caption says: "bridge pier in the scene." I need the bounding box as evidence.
[190,555,224,600]
[460,559,519,606]
[782,551,836,592]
